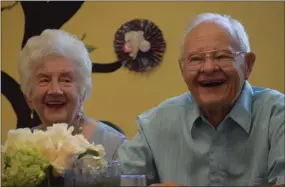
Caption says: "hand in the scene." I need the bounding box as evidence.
[149,181,179,186]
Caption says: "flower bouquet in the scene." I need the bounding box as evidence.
[1,123,107,187]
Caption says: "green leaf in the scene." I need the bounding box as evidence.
[4,154,11,169]
[77,149,99,160]
[85,44,97,53]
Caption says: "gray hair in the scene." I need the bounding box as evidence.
[180,13,251,60]
[18,29,92,100]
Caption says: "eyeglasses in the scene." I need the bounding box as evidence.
[183,49,244,67]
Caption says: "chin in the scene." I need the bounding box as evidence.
[197,97,225,108]
[200,102,221,109]
[44,118,68,126]
[43,111,67,122]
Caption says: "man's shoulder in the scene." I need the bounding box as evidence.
[252,86,284,107]
[140,92,191,116]
[250,86,284,123]
[137,92,193,129]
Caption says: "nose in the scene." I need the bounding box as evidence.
[47,80,63,95]
[201,57,217,73]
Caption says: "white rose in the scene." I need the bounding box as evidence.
[139,40,151,52]
[46,123,74,148]
[51,154,66,176]
[73,134,91,148]
[51,135,88,175]
[2,128,35,155]
[33,130,58,163]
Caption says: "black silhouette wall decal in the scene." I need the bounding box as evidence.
[2,71,41,128]
[1,1,19,11]
[1,1,123,130]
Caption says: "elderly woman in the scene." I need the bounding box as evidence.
[18,29,127,162]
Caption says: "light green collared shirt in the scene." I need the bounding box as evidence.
[118,81,285,186]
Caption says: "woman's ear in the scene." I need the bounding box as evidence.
[24,95,34,110]
[82,91,87,102]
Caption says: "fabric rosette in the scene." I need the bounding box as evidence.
[114,19,166,72]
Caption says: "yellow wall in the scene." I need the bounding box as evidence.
[1,2,284,141]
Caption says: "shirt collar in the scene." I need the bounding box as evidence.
[187,81,253,134]
[186,94,201,129]
[228,81,253,134]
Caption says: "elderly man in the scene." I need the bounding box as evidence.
[118,13,284,186]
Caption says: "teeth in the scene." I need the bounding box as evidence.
[47,103,63,104]
[46,103,64,108]
[203,81,223,84]
[200,80,224,87]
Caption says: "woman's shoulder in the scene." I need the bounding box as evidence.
[96,121,126,139]
[86,119,128,161]
[94,121,128,149]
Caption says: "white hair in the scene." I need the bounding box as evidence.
[180,13,251,60]
[18,29,92,100]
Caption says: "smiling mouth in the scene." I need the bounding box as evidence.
[199,80,225,87]
[45,102,66,108]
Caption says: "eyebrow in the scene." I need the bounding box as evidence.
[35,71,74,77]
[35,72,49,78]
[188,48,233,55]
[60,71,74,77]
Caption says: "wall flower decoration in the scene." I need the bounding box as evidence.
[114,19,166,72]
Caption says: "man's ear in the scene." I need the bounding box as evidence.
[244,52,256,80]
[24,95,34,110]
[178,59,184,73]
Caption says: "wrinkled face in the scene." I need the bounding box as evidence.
[26,57,83,126]
[179,22,255,108]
